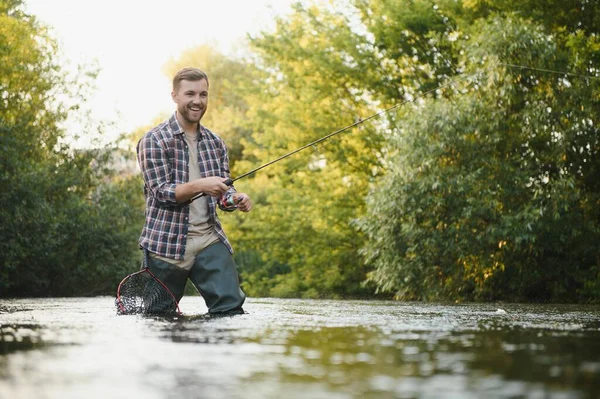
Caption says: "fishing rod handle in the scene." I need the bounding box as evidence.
[189,177,234,202]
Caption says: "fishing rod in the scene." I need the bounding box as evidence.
[189,71,482,204]
[190,62,598,204]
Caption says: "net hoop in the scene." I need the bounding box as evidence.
[115,268,182,316]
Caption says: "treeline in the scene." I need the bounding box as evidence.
[0,0,143,296]
[1,0,598,302]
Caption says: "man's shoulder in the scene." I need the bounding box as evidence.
[139,116,179,148]
[201,125,225,145]
[145,119,174,141]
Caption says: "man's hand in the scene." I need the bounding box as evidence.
[198,176,231,197]
[175,176,230,203]
[234,193,252,212]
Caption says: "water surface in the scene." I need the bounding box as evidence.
[1,297,599,399]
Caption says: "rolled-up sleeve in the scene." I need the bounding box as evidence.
[137,134,178,205]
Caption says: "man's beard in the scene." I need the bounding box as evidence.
[179,104,205,124]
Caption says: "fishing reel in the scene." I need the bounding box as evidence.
[219,192,239,211]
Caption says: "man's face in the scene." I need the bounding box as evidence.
[172,78,209,125]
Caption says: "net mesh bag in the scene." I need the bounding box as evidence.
[115,269,180,316]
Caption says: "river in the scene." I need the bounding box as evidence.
[1,297,599,399]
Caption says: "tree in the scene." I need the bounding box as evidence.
[1,0,142,297]
[231,2,388,298]
[358,0,600,302]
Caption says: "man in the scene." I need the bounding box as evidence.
[137,67,251,315]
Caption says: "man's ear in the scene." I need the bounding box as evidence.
[171,91,176,102]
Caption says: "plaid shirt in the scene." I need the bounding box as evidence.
[137,113,235,259]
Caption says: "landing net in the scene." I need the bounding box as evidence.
[115,268,181,316]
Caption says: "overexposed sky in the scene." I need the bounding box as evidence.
[25,0,297,147]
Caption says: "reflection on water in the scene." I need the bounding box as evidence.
[0,298,599,399]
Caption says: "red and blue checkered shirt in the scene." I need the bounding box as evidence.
[137,113,235,259]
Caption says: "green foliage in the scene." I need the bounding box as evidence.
[3,0,598,303]
[167,0,600,302]
[0,1,142,297]
[358,2,600,302]
[223,3,389,299]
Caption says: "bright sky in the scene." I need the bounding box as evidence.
[25,0,297,147]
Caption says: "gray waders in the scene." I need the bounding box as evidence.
[145,241,246,314]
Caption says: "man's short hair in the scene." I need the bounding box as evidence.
[172,67,209,91]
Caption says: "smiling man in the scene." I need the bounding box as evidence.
[136,67,251,315]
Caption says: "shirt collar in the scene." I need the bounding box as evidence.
[170,112,205,139]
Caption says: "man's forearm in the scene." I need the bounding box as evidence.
[175,177,231,203]
[175,180,204,203]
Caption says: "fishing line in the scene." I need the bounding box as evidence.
[190,69,483,203]
[190,61,595,203]
[499,63,600,80]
